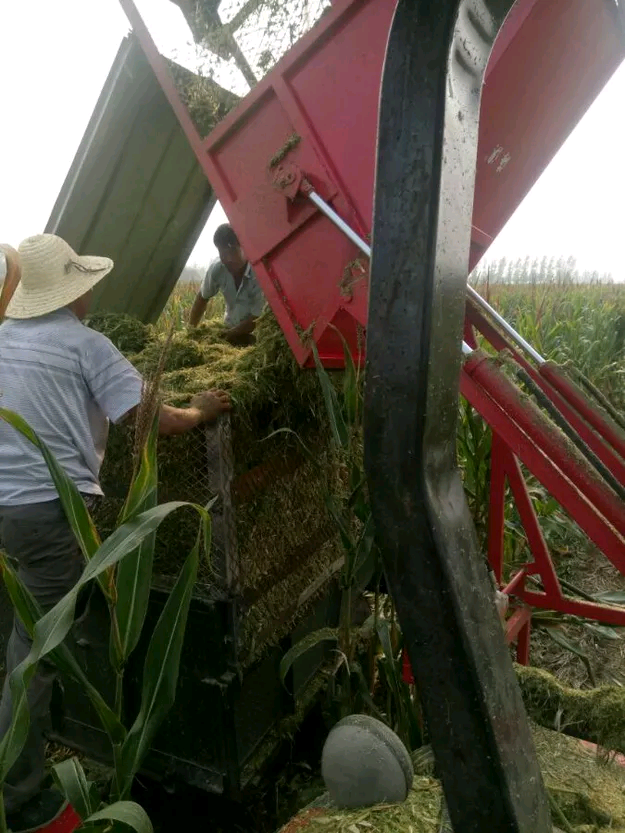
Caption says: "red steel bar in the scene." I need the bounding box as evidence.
[487,432,507,583]
[506,607,532,665]
[460,371,625,569]
[503,569,528,598]
[505,607,532,642]
[466,300,625,483]
[540,361,625,463]
[464,352,625,542]
[502,445,561,599]
[518,590,625,626]
[491,442,625,626]
[515,616,531,665]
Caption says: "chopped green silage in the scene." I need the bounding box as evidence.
[280,722,625,832]
[281,779,443,833]
[91,310,344,657]
[132,333,206,375]
[167,59,239,139]
[87,312,153,354]
[517,664,625,756]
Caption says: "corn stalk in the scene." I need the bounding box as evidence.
[0,408,212,831]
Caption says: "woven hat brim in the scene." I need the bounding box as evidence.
[5,255,113,320]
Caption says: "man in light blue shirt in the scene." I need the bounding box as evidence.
[0,233,230,832]
[188,223,266,344]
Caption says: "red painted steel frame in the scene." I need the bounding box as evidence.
[120,0,624,367]
[540,362,625,463]
[461,360,625,664]
[465,353,625,542]
[461,360,625,580]
[465,300,625,485]
[403,362,625,684]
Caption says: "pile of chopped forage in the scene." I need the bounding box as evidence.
[91,310,349,663]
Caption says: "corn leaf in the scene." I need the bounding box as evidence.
[311,344,349,449]
[113,416,159,664]
[118,416,159,523]
[116,530,204,798]
[265,427,317,467]
[199,497,215,567]
[350,661,386,722]
[0,501,194,780]
[52,758,94,821]
[582,622,622,641]
[0,556,125,745]
[353,514,375,579]
[376,619,421,748]
[0,408,100,560]
[84,801,153,833]
[594,590,625,605]
[279,628,339,686]
[330,324,359,427]
[543,627,596,686]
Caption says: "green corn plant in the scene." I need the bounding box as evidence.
[0,407,212,831]
[109,416,159,719]
[375,617,422,752]
[279,333,428,746]
[279,333,420,731]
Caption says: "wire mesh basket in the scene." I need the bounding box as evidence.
[96,414,344,664]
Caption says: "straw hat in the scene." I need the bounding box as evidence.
[5,234,113,319]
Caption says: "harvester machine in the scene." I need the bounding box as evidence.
[35,0,625,828]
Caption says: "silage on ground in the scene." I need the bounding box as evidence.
[279,720,625,832]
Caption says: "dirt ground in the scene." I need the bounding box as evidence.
[529,545,625,689]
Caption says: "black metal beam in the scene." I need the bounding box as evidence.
[364,1,551,830]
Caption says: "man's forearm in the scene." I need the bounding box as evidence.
[158,404,203,436]
[189,294,208,328]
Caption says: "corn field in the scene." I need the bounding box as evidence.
[466,277,625,575]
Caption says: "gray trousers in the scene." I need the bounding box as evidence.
[0,500,86,813]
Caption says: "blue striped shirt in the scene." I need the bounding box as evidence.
[0,309,143,505]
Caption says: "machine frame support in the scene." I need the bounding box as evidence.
[364,1,551,830]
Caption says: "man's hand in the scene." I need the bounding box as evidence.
[223,316,256,345]
[190,389,231,423]
[0,244,21,319]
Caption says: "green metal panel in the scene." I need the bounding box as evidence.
[46,34,235,323]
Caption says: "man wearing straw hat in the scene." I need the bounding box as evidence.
[0,234,231,831]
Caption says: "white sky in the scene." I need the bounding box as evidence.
[1,0,624,280]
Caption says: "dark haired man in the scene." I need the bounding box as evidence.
[188,224,266,344]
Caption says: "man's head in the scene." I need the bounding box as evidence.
[214,224,247,276]
[4,234,113,321]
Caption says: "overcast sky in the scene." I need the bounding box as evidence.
[1,0,624,280]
